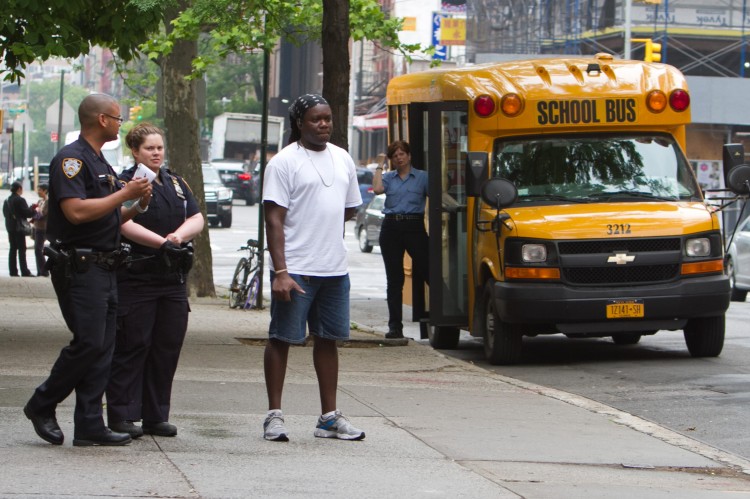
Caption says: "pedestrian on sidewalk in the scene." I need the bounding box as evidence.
[31,183,49,277]
[23,93,167,448]
[372,140,429,339]
[106,123,204,440]
[3,181,35,277]
[262,93,365,442]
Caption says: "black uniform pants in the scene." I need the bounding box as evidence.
[27,264,118,434]
[378,218,429,331]
[106,279,189,424]
[7,230,30,276]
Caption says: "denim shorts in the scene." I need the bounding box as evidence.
[268,273,351,344]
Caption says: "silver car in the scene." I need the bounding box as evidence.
[726,215,750,302]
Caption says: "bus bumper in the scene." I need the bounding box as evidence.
[492,274,730,333]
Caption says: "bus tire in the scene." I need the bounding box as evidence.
[482,280,522,365]
[683,316,724,358]
[428,325,460,350]
[612,333,642,345]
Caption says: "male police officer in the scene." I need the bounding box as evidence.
[23,94,167,446]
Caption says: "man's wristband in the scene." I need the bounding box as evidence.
[274,268,288,274]
[375,167,383,171]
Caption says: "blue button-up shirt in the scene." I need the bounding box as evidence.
[381,167,428,215]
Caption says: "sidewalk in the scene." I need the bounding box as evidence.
[1,276,750,498]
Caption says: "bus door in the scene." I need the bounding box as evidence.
[408,102,469,337]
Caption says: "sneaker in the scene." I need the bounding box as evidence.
[314,410,365,440]
[263,410,289,441]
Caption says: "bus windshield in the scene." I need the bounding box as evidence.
[491,134,701,204]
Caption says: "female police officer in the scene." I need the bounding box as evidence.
[106,123,204,439]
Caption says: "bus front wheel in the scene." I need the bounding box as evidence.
[684,316,725,357]
[482,280,522,365]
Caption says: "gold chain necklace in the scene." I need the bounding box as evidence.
[300,142,334,187]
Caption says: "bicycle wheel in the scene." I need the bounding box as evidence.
[229,258,250,308]
[243,271,261,309]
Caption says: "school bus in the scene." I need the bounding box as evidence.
[385,53,736,365]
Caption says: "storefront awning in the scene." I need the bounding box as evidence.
[353,111,387,131]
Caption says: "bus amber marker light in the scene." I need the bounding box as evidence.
[500,93,523,117]
[646,90,667,113]
[474,95,496,117]
[669,89,690,112]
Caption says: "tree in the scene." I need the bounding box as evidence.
[1,1,162,82]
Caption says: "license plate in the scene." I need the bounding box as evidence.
[606,300,644,319]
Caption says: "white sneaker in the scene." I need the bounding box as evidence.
[313,410,365,440]
[263,410,289,441]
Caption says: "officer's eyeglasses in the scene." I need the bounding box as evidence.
[100,113,124,124]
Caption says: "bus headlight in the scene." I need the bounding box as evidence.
[522,244,547,262]
[685,237,710,257]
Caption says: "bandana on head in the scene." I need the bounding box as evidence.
[289,94,329,123]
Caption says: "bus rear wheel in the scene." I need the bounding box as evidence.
[482,280,522,365]
[684,316,724,357]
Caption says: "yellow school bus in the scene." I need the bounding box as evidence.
[386,53,731,364]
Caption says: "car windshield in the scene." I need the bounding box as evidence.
[491,133,701,204]
[358,169,373,184]
[203,167,222,184]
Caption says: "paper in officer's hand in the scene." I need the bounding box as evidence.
[133,163,157,183]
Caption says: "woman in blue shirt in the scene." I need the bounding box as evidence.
[372,140,429,339]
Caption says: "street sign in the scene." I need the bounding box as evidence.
[51,132,58,143]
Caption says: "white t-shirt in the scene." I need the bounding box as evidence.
[263,141,362,276]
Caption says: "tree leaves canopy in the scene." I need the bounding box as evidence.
[1,0,163,82]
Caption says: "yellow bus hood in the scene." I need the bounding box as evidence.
[502,202,718,239]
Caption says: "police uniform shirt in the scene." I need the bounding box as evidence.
[47,137,122,250]
[118,166,200,256]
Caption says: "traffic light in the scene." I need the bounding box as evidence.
[644,39,662,63]
[129,105,143,122]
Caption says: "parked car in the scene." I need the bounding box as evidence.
[249,162,262,205]
[726,215,750,301]
[357,167,374,210]
[12,164,49,190]
[203,164,234,228]
[211,160,254,205]
[354,194,385,253]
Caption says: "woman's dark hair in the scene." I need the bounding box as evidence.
[387,140,411,159]
[38,183,49,192]
[10,181,22,193]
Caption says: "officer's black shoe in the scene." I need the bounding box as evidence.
[73,428,132,447]
[23,404,64,445]
[109,420,144,439]
[385,329,404,339]
[142,421,177,437]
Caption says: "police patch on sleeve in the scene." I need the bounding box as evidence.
[62,158,83,179]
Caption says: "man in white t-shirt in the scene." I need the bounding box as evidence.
[261,94,365,442]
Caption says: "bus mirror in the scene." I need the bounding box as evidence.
[722,143,744,180]
[480,178,518,209]
[725,164,750,195]
[466,152,489,197]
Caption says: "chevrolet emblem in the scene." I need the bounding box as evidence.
[607,253,635,265]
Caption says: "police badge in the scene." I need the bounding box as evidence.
[63,158,83,178]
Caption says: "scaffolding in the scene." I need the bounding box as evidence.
[467,0,750,77]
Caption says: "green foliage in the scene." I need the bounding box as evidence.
[1,0,164,82]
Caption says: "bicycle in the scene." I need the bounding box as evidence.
[229,239,262,309]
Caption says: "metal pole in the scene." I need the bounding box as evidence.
[742,0,747,77]
[624,0,632,59]
[256,46,271,309]
[56,70,64,152]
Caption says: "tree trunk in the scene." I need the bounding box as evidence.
[322,0,350,150]
[162,1,215,297]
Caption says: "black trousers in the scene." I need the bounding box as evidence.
[33,229,47,276]
[379,218,429,331]
[27,264,118,434]
[7,230,30,276]
[106,278,189,424]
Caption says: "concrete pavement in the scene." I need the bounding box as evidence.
[1,275,750,498]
